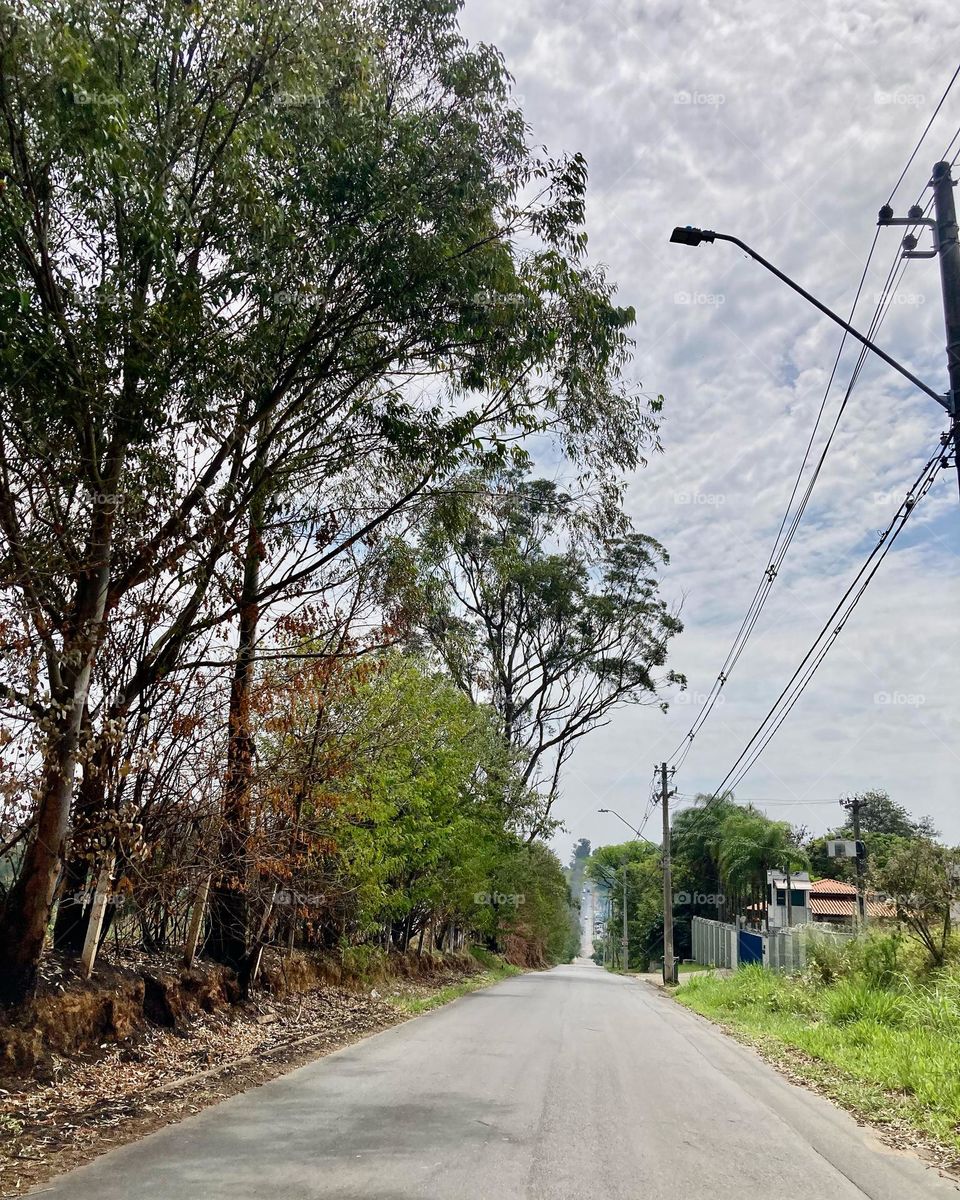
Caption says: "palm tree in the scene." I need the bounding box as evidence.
[717,808,807,930]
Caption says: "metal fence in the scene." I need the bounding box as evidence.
[692,916,856,974]
[691,916,738,969]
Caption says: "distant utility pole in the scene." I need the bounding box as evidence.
[841,795,868,927]
[660,762,677,985]
[621,859,629,971]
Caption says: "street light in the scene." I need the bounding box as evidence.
[669,226,946,409]
[598,806,656,846]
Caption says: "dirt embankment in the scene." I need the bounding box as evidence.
[0,946,484,1197]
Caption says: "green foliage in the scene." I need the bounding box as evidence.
[840,791,938,840]
[263,653,578,965]
[487,839,582,965]
[716,808,804,900]
[854,930,903,990]
[822,980,904,1027]
[587,840,662,970]
[414,466,682,836]
[0,0,660,1001]
[809,792,937,881]
[805,931,857,986]
[872,838,960,967]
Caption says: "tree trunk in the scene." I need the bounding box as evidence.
[51,856,91,957]
[0,698,89,1005]
[208,499,264,972]
[0,475,121,1006]
[53,733,113,955]
[402,909,413,952]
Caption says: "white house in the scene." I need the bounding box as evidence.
[765,870,813,928]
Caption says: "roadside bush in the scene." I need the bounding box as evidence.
[853,931,902,989]
[823,979,904,1027]
[901,971,960,1034]
[727,965,817,1016]
[339,944,389,983]
[805,931,854,985]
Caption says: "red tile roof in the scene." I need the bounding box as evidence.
[809,895,895,918]
[810,878,857,894]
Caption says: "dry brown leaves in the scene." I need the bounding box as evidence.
[0,981,409,1198]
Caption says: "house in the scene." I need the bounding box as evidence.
[808,877,895,924]
[765,870,813,927]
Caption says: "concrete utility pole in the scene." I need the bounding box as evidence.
[841,795,868,927]
[621,860,629,971]
[931,160,960,498]
[660,762,677,985]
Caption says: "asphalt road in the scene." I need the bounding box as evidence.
[31,964,956,1199]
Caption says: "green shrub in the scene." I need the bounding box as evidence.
[340,943,388,981]
[806,931,854,985]
[469,945,502,971]
[823,979,903,1027]
[855,931,902,989]
[901,972,960,1033]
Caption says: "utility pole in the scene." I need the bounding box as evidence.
[841,795,868,927]
[620,858,629,970]
[660,762,677,985]
[931,160,960,498]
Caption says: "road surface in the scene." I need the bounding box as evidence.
[31,964,955,1199]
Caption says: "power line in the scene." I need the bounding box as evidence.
[666,112,960,778]
[885,62,960,205]
[709,435,947,800]
[668,237,888,773]
[634,767,661,841]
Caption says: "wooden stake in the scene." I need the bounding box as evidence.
[81,854,115,980]
[182,873,212,968]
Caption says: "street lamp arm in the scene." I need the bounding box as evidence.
[598,807,656,846]
[670,227,947,409]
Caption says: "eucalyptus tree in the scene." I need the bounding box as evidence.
[414,470,683,838]
[0,0,651,999]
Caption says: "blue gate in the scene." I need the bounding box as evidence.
[738,929,764,966]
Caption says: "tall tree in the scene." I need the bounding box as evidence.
[873,838,959,967]
[415,470,682,837]
[0,0,654,1001]
[716,807,805,928]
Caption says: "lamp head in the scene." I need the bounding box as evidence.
[670,225,715,246]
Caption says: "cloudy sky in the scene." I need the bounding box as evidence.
[458,0,960,858]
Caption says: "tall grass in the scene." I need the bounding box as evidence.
[678,937,960,1151]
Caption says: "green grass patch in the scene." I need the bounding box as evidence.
[677,965,960,1156]
[389,949,521,1015]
